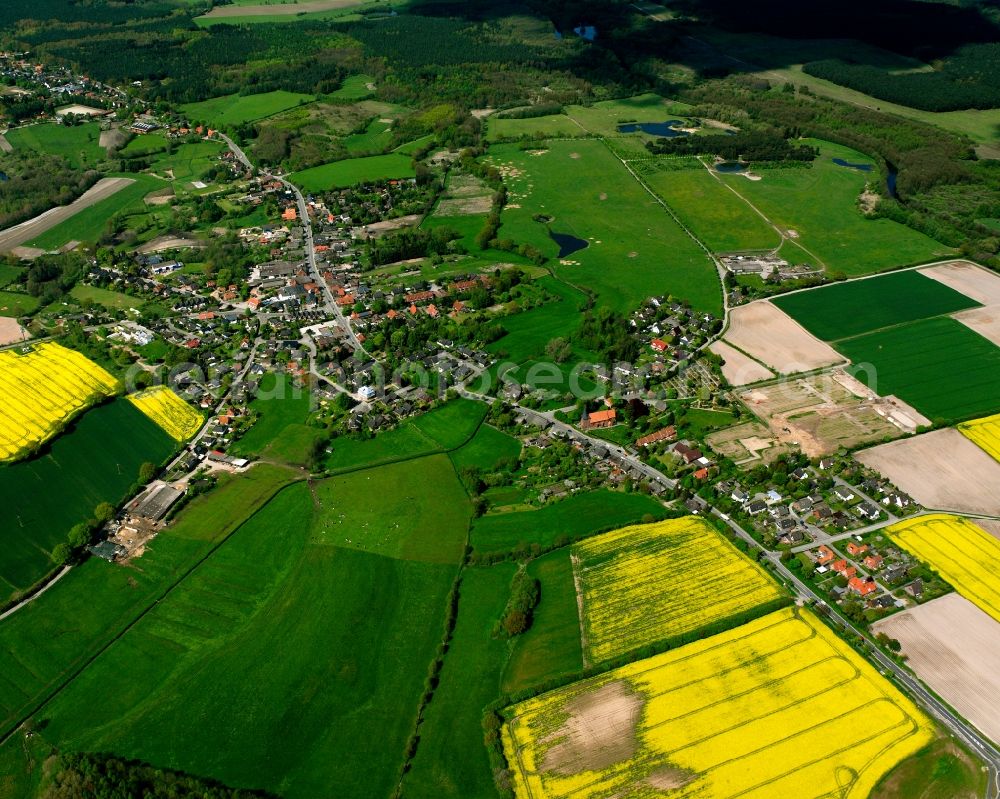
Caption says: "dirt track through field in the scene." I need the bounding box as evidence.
[200,0,363,17]
[856,429,1000,516]
[874,593,1000,745]
[0,177,134,253]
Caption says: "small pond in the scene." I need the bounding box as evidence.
[715,161,747,173]
[0,171,7,182]
[617,120,688,137]
[550,231,588,257]
[832,157,873,172]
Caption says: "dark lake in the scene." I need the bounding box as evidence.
[550,231,588,257]
[617,120,688,137]
[715,161,747,173]
[832,158,873,172]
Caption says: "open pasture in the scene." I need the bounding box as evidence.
[449,423,521,472]
[127,386,202,442]
[32,481,459,799]
[643,163,780,253]
[487,113,583,142]
[887,514,1000,624]
[959,413,1000,462]
[69,284,144,310]
[0,399,173,599]
[772,270,980,342]
[488,140,721,314]
[837,317,1000,423]
[0,342,118,462]
[5,122,105,169]
[722,300,843,375]
[470,490,669,555]
[229,372,311,459]
[857,429,1000,517]
[503,607,933,799]
[874,593,1000,747]
[566,94,694,137]
[181,90,316,127]
[0,291,39,317]
[718,140,953,275]
[290,152,416,192]
[573,517,785,663]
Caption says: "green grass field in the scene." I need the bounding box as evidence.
[772,270,980,341]
[0,291,39,317]
[838,317,1000,423]
[449,424,522,472]
[402,563,517,799]
[181,90,317,127]
[343,117,393,154]
[566,94,694,137]
[27,173,165,250]
[5,122,105,169]
[149,139,226,183]
[69,284,145,310]
[471,489,669,555]
[30,481,460,799]
[0,264,23,289]
[230,373,312,460]
[489,140,722,314]
[0,400,174,600]
[643,163,781,253]
[289,152,416,191]
[718,140,953,274]
[331,74,376,101]
[502,549,582,694]
[486,113,583,142]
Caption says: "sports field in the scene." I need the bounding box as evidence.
[0,342,118,462]
[181,90,316,127]
[772,270,981,341]
[643,164,780,253]
[503,607,934,799]
[470,490,669,555]
[290,152,416,192]
[887,514,1000,624]
[488,140,722,314]
[574,517,785,663]
[0,399,174,599]
[718,140,953,275]
[958,413,1000,462]
[838,317,1000,423]
[127,386,202,441]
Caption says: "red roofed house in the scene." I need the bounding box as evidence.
[184,338,200,349]
[282,207,297,222]
[336,294,354,308]
[693,467,709,480]
[846,541,868,556]
[863,554,884,571]
[247,297,261,310]
[588,409,617,428]
[849,576,878,597]
[816,545,836,566]
[651,338,669,353]
[425,304,439,318]
[636,427,676,448]
[832,559,857,579]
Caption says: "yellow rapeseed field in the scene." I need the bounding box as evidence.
[959,413,1000,462]
[0,341,118,462]
[503,607,933,799]
[127,386,202,442]
[888,513,1000,623]
[573,517,785,663]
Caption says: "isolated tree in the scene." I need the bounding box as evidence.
[51,543,72,566]
[68,523,92,550]
[94,502,115,524]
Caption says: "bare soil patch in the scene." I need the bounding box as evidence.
[919,260,1000,305]
[973,518,1000,541]
[953,304,1000,347]
[541,680,642,775]
[740,371,907,457]
[709,340,774,386]
[0,317,29,345]
[723,301,844,375]
[647,766,695,791]
[0,177,134,253]
[138,235,205,254]
[874,593,1000,745]
[353,214,423,237]
[201,0,362,17]
[706,420,791,466]
[856,429,1000,516]
[433,196,492,216]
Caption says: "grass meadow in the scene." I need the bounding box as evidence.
[27,173,165,250]
[719,140,953,274]
[289,152,416,191]
[772,269,979,341]
[449,423,522,472]
[229,372,312,461]
[0,400,174,599]
[5,122,105,169]
[69,284,145,310]
[181,90,317,127]
[0,291,40,316]
[839,317,1000,423]
[489,140,722,314]
[471,489,669,555]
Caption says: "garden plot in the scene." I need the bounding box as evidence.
[503,607,933,799]
[705,420,791,466]
[857,430,1000,517]
[874,592,1000,746]
[572,517,785,664]
[722,300,843,375]
[739,371,907,457]
[707,340,774,385]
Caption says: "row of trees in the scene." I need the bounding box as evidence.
[646,129,817,163]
